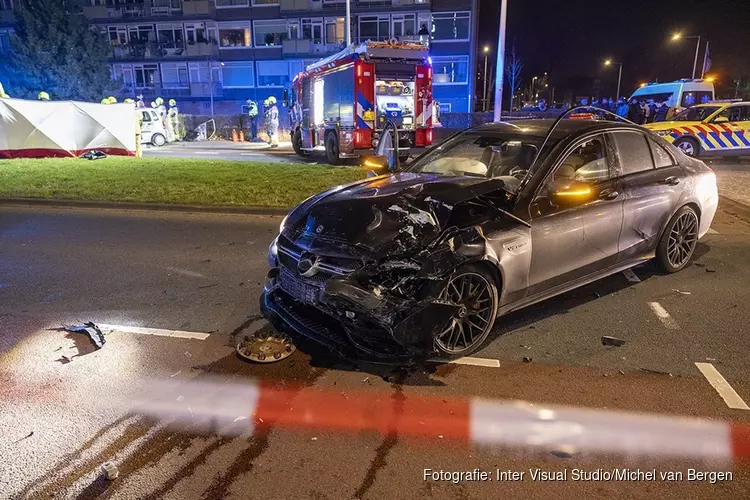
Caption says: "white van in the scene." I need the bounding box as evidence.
[629,79,715,119]
[137,109,168,147]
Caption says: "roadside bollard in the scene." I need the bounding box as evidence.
[240,131,245,142]
[232,129,238,142]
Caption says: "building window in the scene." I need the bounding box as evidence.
[325,17,344,45]
[186,23,217,44]
[128,25,155,43]
[219,22,251,48]
[431,12,471,42]
[0,29,13,53]
[431,56,469,85]
[156,24,185,49]
[391,14,416,41]
[251,0,278,5]
[221,61,255,88]
[256,60,302,87]
[215,0,248,7]
[108,26,128,45]
[161,63,189,88]
[133,64,161,90]
[253,19,287,47]
[301,18,323,44]
[358,15,390,42]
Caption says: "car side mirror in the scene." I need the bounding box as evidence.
[713,116,728,123]
[361,154,390,177]
[549,179,595,207]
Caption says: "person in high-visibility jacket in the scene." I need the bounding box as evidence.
[135,110,143,158]
[267,96,279,148]
[246,99,259,141]
[166,99,179,142]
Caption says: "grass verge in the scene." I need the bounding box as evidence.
[0,157,364,208]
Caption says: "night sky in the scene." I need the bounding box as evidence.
[479,0,750,100]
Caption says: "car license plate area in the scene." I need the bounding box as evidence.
[279,270,320,305]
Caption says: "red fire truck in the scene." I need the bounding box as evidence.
[287,41,435,164]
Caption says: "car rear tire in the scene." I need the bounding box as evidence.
[325,133,340,165]
[151,133,166,147]
[673,137,699,157]
[655,205,699,273]
[292,128,307,157]
[431,264,499,359]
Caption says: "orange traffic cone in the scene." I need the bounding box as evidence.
[239,131,245,142]
[232,129,238,142]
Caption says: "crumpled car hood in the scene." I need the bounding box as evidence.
[284,173,517,256]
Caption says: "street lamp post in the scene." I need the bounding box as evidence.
[493,0,508,122]
[482,46,490,112]
[672,33,701,79]
[604,59,623,102]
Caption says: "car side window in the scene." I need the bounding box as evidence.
[609,131,655,176]
[141,111,151,122]
[648,138,674,168]
[714,106,742,122]
[532,135,611,217]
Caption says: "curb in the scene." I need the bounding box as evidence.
[0,198,291,216]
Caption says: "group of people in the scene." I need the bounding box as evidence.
[579,96,672,124]
[245,96,279,147]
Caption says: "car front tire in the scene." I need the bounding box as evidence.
[656,205,700,273]
[430,264,499,359]
[673,137,699,157]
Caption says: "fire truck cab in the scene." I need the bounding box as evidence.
[288,41,435,164]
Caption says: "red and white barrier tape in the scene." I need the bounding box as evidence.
[132,378,750,462]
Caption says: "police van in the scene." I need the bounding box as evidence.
[630,79,715,120]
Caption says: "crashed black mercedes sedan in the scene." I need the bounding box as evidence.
[261,118,718,362]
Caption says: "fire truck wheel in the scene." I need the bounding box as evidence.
[292,129,307,156]
[325,133,340,165]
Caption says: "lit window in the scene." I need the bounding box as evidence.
[431,12,471,41]
[254,19,288,47]
[431,56,469,85]
[218,22,251,48]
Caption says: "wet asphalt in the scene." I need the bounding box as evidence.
[1,200,750,499]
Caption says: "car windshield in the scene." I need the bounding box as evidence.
[404,132,549,179]
[673,106,720,121]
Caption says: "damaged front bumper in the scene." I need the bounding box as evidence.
[260,268,459,363]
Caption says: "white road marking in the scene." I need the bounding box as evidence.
[165,266,207,279]
[194,151,219,155]
[648,301,679,330]
[428,356,500,368]
[622,269,641,283]
[99,324,211,340]
[707,228,719,235]
[695,362,750,410]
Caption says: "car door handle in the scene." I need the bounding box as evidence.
[659,176,680,186]
[599,189,619,200]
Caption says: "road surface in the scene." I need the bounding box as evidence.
[1,202,749,499]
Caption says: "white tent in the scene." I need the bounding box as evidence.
[0,99,136,158]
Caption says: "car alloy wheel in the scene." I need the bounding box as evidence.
[666,209,698,269]
[674,138,696,157]
[151,133,166,147]
[434,271,497,356]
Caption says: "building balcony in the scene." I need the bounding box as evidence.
[111,41,218,60]
[83,2,147,20]
[182,0,212,15]
[151,0,183,16]
[280,0,428,12]
[117,82,222,98]
[282,38,344,56]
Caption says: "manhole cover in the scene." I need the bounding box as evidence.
[236,332,296,363]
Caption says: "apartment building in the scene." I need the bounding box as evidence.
[0,0,478,115]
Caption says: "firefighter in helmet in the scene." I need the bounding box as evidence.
[0,82,9,99]
[167,99,179,142]
[246,98,259,141]
[267,96,279,147]
[38,91,50,101]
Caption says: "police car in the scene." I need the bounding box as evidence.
[644,100,750,157]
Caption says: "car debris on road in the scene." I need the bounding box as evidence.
[601,336,626,347]
[100,461,119,480]
[63,322,106,349]
[236,331,296,363]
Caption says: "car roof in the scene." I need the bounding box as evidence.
[470,119,642,140]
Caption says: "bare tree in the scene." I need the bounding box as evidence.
[506,40,523,111]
